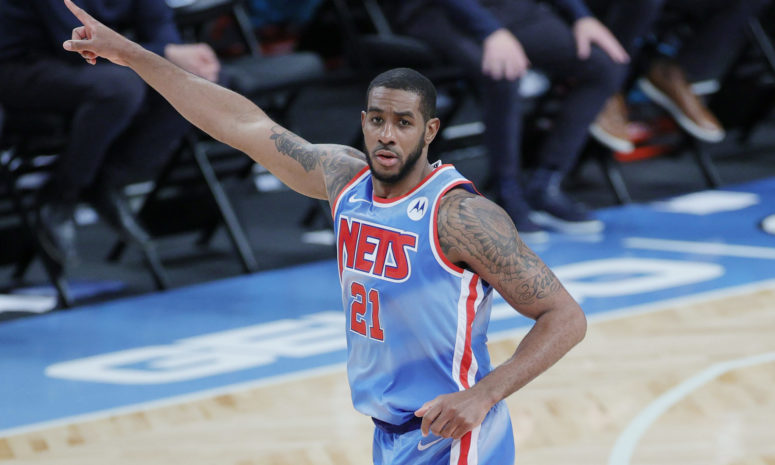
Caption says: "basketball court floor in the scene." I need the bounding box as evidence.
[1,177,774,464]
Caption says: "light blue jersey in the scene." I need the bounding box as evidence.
[333,163,514,464]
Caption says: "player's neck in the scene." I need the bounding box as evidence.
[372,162,434,199]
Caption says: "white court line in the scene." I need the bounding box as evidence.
[3,279,775,439]
[0,295,57,314]
[0,363,345,439]
[489,277,775,336]
[608,351,775,465]
[625,237,775,259]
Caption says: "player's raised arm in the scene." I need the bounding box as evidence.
[61,0,365,200]
[415,188,586,439]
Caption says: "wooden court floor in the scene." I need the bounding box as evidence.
[1,286,774,465]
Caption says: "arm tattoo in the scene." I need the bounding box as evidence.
[270,125,321,172]
[438,191,560,305]
[270,125,366,201]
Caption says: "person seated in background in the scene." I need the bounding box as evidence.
[586,0,771,148]
[385,0,629,238]
[0,0,221,267]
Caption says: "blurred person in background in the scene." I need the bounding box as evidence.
[586,0,771,146]
[0,0,220,267]
[385,0,629,238]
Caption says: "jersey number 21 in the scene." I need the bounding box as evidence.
[349,282,384,341]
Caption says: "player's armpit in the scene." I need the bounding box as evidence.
[320,144,368,202]
[436,190,571,317]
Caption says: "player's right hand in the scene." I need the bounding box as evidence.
[62,0,134,66]
[414,388,494,440]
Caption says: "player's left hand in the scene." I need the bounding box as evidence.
[572,17,629,64]
[414,389,494,439]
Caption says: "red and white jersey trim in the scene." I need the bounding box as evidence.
[430,179,474,277]
[453,271,483,391]
[331,166,370,218]
[371,164,456,207]
[450,270,484,464]
[450,426,481,465]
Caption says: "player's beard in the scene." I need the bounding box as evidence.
[366,129,426,185]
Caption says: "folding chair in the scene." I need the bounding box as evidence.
[108,0,327,271]
[0,106,73,306]
[0,107,167,305]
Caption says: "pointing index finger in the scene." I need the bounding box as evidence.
[64,0,94,25]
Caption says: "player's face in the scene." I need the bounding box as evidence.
[361,87,431,185]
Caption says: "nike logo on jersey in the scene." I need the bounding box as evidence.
[337,216,418,282]
[417,437,444,451]
[348,193,371,204]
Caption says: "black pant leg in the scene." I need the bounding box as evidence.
[0,58,147,199]
[671,0,770,80]
[391,3,526,198]
[99,87,191,187]
[586,0,665,58]
[507,3,625,173]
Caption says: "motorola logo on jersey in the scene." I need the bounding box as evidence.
[407,196,429,221]
[338,216,418,282]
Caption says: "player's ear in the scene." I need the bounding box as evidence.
[361,110,366,127]
[424,117,440,145]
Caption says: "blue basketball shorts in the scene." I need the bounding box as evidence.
[372,401,515,465]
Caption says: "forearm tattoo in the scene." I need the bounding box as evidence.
[270,125,365,200]
[438,192,560,305]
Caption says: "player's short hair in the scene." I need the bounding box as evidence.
[366,68,437,122]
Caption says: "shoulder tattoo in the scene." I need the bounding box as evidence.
[438,190,560,305]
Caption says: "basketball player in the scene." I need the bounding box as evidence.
[61,1,586,462]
